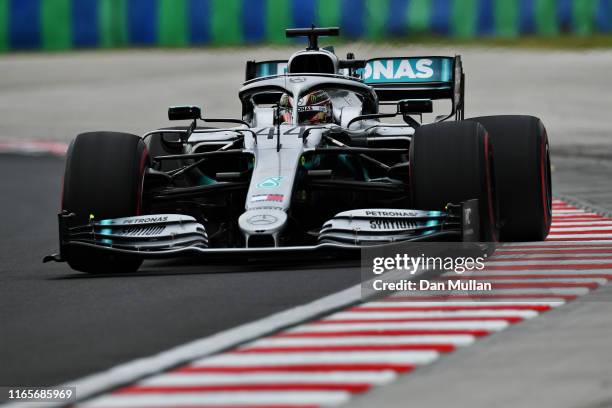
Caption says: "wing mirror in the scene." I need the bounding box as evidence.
[168,105,202,121]
[397,99,433,114]
[166,106,202,144]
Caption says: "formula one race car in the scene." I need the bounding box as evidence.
[46,27,552,273]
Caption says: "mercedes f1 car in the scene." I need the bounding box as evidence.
[46,27,552,273]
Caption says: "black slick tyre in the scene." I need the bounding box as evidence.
[409,121,499,242]
[62,132,149,273]
[467,115,552,241]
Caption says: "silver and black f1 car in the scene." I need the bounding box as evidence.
[46,27,552,273]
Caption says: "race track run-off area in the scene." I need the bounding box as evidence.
[69,200,612,408]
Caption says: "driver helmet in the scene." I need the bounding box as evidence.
[279,90,333,125]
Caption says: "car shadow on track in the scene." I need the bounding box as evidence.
[48,258,361,280]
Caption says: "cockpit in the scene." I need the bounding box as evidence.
[240,77,378,129]
[238,27,379,128]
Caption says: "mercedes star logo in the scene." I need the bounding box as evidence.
[247,214,278,226]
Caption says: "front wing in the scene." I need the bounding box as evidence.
[44,200,480,262]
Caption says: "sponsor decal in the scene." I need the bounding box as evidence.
[117,225,167,236]
[255,61,288,78]
[464,207,472,225]
[257,176,283,189]
[365,210,420,217]
[297,105,327,113]
[247,214,278,226]
[361,57,453,84]
[370,219,418,230]
[122,216,168,224]
[251,194,284,203]
[462,201,479,241]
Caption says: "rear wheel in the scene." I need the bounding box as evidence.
[410,121,498,241]
[467,115,551,241]
[62,132,149,273]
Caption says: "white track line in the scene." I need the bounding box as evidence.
[502,239,611,244]
[452,277,607,284]
[459,269,612,276]
[520,240,612,244]
[382,297,572,302]
[481,266,612,272]
[80,391,351,407]
[359,301,565,307]
[2,284,364,408]
[192,351,440,366]
[248,335,476,347]
[550,221,612,226]
[494,245,612,249]
[325,310,539,319]
[287,321,509,332]
[548,233,612,239]
[552,209,591,214]
[139,371,397,386]
[494,248,612,253]
[551,225,612,231]
[0,139,69,156]
[481,259,612,266]
[388,288,591,295]
[489,254,612,259]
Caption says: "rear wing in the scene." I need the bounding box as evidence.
[359,56,465,119]
[244,55,465,119]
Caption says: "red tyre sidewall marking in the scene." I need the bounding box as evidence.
[483,132,498,242]
[540,128,551,233]
[135,146,149,216]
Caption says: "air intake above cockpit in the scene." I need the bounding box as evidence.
[285,26,340,74]
[288,51,336,74]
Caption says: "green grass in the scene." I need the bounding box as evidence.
[2,34,612,56]
[365,34,612,49]
[190,34,612,50]
[192,34,612,50]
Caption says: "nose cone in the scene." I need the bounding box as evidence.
[239,208,288,246]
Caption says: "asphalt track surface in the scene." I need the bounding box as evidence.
[1,46,612,407]
[0,155,364,389]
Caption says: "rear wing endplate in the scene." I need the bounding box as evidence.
[245,60,288,81]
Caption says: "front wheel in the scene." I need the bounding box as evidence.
[409,121,499,242]
[61,132,149,273]
[467,115,552,241]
